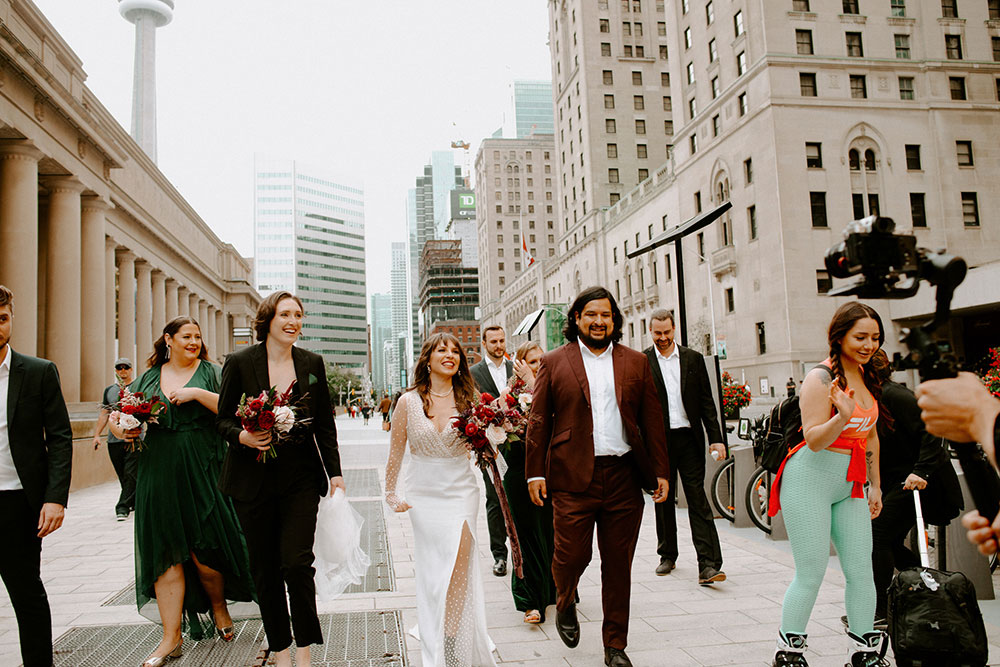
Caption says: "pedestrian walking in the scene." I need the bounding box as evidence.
[378,393,392,431]
[91,357,138,520]
[786,377,797,398]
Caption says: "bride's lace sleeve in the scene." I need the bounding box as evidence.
[384,392,409,510]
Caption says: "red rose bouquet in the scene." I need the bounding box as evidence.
[105,386,168,452]
[721,371,752,418]
[451,377,532,578]
[979,347,1000,399]
[237,383,308,462]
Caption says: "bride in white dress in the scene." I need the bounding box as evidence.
[384,333,497,667]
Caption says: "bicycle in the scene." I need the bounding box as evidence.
[709,414,773,533]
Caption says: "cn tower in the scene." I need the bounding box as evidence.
[119,0,174,163]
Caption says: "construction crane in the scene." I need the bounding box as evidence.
[451,140,472,187]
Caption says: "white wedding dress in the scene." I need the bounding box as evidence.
[384,391,496,667]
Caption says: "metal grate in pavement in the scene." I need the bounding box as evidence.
[54,611,405,666]
[343,468,382,496]
[103,499,393,605]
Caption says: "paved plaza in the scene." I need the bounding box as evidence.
[1,416,998,666]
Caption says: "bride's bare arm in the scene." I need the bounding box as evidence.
[384,394,411,512]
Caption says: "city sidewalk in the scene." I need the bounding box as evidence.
[1,416,997,666]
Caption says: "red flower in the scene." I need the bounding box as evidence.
[505,394,517,407]
[258,411,276,430]
[480,392,494,403]
[121,405,136,415]
[249,398,264,412]
[138,402,151,413]
[480,407,495,421]
[464,423,479,437]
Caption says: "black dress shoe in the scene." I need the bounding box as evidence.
[698,566,727,585]
[492,558,507,576]
[555,603,580,648]
[655,558,675,575]
[604,647,632,666]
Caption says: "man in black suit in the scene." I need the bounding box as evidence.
[469,324,512,576]
[644,309,727,585]
[0,285,73,667]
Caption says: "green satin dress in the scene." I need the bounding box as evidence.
[502,439,557,620]
[131,361,256,639]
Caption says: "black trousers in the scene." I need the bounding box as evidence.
[107,441,138,514]
[871,484,921,618]
[654,428,723,570]
[0,491,52,667]
[481,467,508,561]
[233,472,323,652]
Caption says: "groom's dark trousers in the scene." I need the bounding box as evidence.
[526,342,668,650]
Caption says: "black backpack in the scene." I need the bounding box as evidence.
[757,365,832,473]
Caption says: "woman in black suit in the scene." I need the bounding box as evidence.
[216,291,344,667]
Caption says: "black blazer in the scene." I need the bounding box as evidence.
[643,344,724,447]
[5,350,73,509]
[216,343,341,502]
[470,358,514,397]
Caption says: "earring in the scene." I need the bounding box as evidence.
[164,346,171,361]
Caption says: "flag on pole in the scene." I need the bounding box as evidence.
[522,236,535,268]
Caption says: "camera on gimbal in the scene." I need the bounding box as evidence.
[822,215,999,520]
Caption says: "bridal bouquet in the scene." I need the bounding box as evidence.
[236,383,308,462]
[106,386,168,452]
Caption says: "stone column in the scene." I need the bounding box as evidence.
[164,279,178,322]
[151,270,166,337]
[135,261,153,366]
[198,300,209,336]
[105,238,117,379]
[206,305,217,358]
[177,286,190,317]
[44,177,85,401]
[117,250,137,365]
[0,142,43,354]
[215,308,226,357]
[188,293,200,323]
[81,197,111,401]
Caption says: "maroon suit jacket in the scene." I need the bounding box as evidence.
[525,341,669,493]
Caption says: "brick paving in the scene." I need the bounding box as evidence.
[1,416,998,666]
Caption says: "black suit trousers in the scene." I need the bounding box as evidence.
[107,442,138,514]
[871,484,921,618]
[0,491,51,667]
[654,429,723,570]
[481,467,508,561]
[233,462,323,652]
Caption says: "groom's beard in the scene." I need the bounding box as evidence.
[578,331,611,350]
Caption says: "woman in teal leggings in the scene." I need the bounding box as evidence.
[769,302,888,667]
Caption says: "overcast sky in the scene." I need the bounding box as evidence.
[34,0,552,295]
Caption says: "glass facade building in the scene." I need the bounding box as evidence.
[513,80,554,138]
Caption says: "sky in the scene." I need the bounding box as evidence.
[33,0,552,295]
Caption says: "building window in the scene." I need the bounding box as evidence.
[603,70,614,84]
[661,72,670,86]
[601,42,612,56]
[725,287,735,313]
[606,118,617,133]
[895,34,910,59]
[891,0,906,17]
[498,262,505,271]
[738,92,748,115]
[816,270,832,294]
[945,34,963,60]
[622,21,631,36]
[639,168,649,180]
[748,205,757,240]
[800,73,817,96]
[607,143,618,158]
[737,51,747,75]
[712,114,721,137]
[682,0,689,13]
[709,38,718,62]
[632,71,643,85]
[663,95,672,111]
[610,192,621,205]
[664,119,674,134]
[756,322,767,354]
[850,75,867,99]
[910,193,926,228]
[846,32,864,57]
[994,36,1000,62]
[658,21,667,36]
[696,231,705,261]
[805,142,823,168]
[690,134,698,153]
[949,77,966,100]
[843,0,859,12]
[664,253,673,281]
[744,158,753,184]
[600,18,610,32]
[706,1,714,23]
[991,0,1000,19]
[637,143,647,158]
[624,44,634,57]
[961,192,979,226]
[956,141,974,166]
[796,30,814,55]
[899,76,915,100]
[734,10,744,37]
[711,76,720,98]
[810,192,828,227]
[687,62,696,84]
[905,144,921,170]
[688,97,697,118]
[941,0,958,18]
[605,94,616,109]
[695,191,702,213]
[634,95,645,110]
[684,27,692,49]
[609,168,620,183]
[659,45,669,59]
[793,0,810,10]
[636,119,646,134]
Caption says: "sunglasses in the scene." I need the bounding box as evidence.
[115,365,131,371]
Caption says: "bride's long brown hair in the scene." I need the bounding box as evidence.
[408,332,477,416]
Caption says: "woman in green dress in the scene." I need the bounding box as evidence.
[502,341,557,625]
[114,316,254,666]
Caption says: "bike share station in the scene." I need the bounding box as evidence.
[633,206,997,604]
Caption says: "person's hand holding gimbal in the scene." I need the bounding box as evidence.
[916,372,999,466]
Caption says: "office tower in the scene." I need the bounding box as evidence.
[512,80,555,137]
[418,240,481,365]
[370,293,392,394]
[389,241,410,389]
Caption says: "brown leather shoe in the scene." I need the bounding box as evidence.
[655,559,675,575]
[698,566,727,585]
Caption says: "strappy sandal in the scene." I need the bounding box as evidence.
[523,609,542,624]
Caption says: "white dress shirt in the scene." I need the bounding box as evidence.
[0,345,24,490]
[578,340,631,457]
[655,345,691,429]
[485,356,508,395]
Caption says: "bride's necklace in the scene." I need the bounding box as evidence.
[428,387,453,398]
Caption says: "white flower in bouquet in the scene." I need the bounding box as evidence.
[485,424,508,447]
[518,393,532,412]
[273,405,296,434]
[115,412,140,431]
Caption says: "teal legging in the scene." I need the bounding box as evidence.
[779,447,875,636]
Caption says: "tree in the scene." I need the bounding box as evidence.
[326,364,357,407]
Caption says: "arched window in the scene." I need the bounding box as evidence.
[625,267,633,294]
[864,149,876,171]
[849,149,860,170]
[506,165,513,173]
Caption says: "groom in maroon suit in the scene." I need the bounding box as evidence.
[526,286,670,667]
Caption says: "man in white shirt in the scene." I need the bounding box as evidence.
[0,285,73,667]
[469,325,513,575]
[644,309,727,585]
[526,287,669,667]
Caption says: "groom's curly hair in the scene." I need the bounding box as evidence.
[563,286,624,344]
